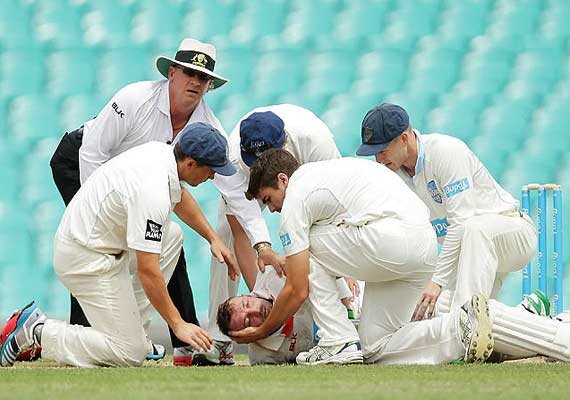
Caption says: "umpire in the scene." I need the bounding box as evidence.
[49,38,229,366]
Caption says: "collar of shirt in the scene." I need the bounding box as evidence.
[406,129,425,184]
[158,79,170,118]
[167,150,183,205]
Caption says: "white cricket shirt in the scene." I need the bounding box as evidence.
[394,132,519,288]
[58,142,182,255]
[215,104,342,245]
[79,79,225,183]
[279,158,431,257]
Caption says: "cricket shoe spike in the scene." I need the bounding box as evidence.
[1,301,46,367]
[296,341,363,365]
[459,294,494,363]
[518,289,551,317]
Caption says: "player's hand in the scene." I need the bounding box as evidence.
[210,239,240,281]
[173,322,212,352]
[228,326,266,344]
[411,281,441,321]
[257,248,286,277]
[345,278,360,298]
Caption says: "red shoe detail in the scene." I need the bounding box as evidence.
[173,355,193,367]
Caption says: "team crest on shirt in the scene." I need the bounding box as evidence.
[280,233,292,247]
[427,180,443,204]
[145,219,163,242]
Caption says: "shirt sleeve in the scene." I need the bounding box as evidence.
[126,186,171,254]
[213,168,272,246]
[279,193,311,257]
[79,87,136,183]
[430,139,479,289]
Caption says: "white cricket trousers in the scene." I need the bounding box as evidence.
[42,221,183,368]
[437,212,537,313]
[307,218,438,350]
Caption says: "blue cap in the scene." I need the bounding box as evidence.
[240,111,286,167]
[178,122,236,176]
[356,103,410,156]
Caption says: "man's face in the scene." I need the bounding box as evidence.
[168,66,211,109]
[228,295,273,332]
[257,173,288,213]
[374,135,407,171]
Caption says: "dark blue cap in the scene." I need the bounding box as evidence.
[240,111,286,167]
[356,103,410,156]
[178,122,236,176]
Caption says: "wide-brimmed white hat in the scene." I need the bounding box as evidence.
[156,38,228,90]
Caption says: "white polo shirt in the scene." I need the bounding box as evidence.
[215,104,342,245]
[58,142,182,255]
[279,158,431,257]
[394,132,519,288]
[79,79,225,183]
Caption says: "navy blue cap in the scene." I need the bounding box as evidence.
[356,103,410,156]
[178,122,236,176]
[240,111,286,167]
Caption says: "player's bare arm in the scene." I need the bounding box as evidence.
[229,250,309,343]
[136,250,212,351]
[174,188,239,279]
[411,280,442,321]
[227,214,258,289]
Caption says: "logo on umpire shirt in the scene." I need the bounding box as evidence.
[427,180,442,204]
[145,220,163,242]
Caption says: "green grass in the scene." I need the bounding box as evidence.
[1,356,568,400]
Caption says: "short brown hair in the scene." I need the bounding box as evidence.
[216,297,235,336]
[245,148,300,200]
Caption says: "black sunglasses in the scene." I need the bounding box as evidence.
[175,66,212,82]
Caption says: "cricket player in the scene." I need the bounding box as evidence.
[49,38,229,365]
[356,103,537,320]
[227,269,570,364]
[1,123,238,368]
[229,149,498,365]
[196,104,347,364]
[216,269,360,365]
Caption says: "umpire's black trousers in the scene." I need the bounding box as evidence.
[49,127,200,348]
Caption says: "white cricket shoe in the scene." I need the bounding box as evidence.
[296,341,363,365]
[0,301,45,367]
[192,340,234,366]
[459,293,494,363]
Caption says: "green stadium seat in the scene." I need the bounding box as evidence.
[487,1,542,39]
[60,95,106,133]
[405,48,462,93]
[469,135,510,179]
[303,51,356,97]
[425,106,478,143]
[0,0,35,48]
[33,0,86,48]
[0,50,46,98]
[416,34,469,52]
[540,1,570,39]
[333,0,393,40]
[283,0,340,41]
[21,138,62,207]
[231,0,288,43]
[253,49,306,98]
[131,0,184,45]
[354,49,410,94]
[438,0,491,39]
[46,50,98,98]
[8,95,62,150]
[83,0,134,46]
[217,94,275,133]
[97,46,154,98]
[212,45,254,97]
[183,0,238,40]
[277,93,331,116]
